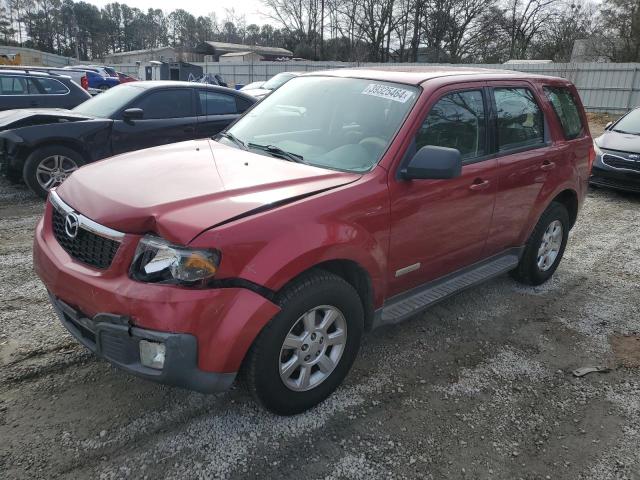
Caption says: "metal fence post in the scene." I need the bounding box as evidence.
[627,66,640,111]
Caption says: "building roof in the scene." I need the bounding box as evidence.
[106,46,176,58]
[220,51,259,57]
[198,41,292,57]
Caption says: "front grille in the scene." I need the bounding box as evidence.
[602,154,640,172]
[52,208,120,269]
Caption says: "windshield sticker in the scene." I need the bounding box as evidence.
[361,84,414,103]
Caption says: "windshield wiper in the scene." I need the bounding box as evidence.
[218,131,247,150]
[247,143,305,163]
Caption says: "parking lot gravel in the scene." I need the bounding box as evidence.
[1,119,639,479]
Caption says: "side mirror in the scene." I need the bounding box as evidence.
[605,121,613,130]
[401,145,462,180]
[123,108,144,121]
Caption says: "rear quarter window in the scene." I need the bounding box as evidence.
[543,86,585,139]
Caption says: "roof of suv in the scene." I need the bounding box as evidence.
[306,66,564,86]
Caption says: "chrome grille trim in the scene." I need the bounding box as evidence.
[49,190,125,242]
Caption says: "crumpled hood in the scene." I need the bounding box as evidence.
[596,130,640,154]
[0,108,92,130]
[56,139,360,245]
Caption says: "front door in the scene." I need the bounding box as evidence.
[111,88,198,155]
[387,86,498,297]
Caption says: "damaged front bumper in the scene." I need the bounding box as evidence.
[49,293,236,393]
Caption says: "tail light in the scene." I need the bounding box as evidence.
[81,75,88,90]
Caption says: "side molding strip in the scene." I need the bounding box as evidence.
[395,263,421,277]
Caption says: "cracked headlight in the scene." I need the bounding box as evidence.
[130,235,221,286]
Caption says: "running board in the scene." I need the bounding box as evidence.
[374,249,522,328]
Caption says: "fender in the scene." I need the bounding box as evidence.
[190,170,391,307]
[3,119,113,163]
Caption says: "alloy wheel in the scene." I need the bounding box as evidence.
[278,305,347,392]
[35,155,79,191]
[537,219,563,272]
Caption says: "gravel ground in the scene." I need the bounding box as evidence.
[1,119,640,479]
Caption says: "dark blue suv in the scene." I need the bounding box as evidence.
[0,69,91,111]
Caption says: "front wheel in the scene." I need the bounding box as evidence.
[243,270,364,415]
[510,201,570,285]
[23,145,85,199]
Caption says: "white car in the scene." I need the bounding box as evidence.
[241,72,302,100]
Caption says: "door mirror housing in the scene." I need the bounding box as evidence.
[401,145,462,180]
[123,108,144,121]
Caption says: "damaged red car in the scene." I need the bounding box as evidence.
[33,68,593,414]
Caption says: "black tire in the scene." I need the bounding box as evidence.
[510,201,570,286]
[243,270,364,415]
[23,145,85,199]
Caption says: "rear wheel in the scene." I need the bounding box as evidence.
[510,202,570,285]
[23,145,85,199]
[243,270,364,415]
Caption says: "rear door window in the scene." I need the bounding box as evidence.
[417,90,487,160]
[132,89,194,119]
[543,86,584,139]
[198,91,238,115]
[493,88,545,151]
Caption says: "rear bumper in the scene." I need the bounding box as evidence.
[590,165,640,193]
[49,293,235,393]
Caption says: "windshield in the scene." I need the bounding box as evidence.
[225,76,419,173]
[72,84,143,118]
[262,73,295,90]
[612,108,640,135]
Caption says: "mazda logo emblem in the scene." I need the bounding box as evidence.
[64,212,80,239]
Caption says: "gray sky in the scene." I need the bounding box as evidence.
[85,0,273,25]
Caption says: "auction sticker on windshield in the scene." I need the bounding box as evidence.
[362,84,414,103]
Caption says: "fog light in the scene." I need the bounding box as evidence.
[139,340,165,370]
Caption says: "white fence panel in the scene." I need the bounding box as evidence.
[108,61,640,113]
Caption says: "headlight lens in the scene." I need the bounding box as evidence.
[130,235,221,286]
[593,141,603,156]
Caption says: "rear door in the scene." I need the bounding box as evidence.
[387,84,498,296]
[110,88,198,154]
[0,74,37,110]
[196,90,249,137]
[483,82,565,256]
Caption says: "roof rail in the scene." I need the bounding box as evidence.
[0,65,63,76]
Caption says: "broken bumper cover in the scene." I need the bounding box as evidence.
[49,293,236,393]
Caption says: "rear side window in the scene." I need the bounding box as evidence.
[417,90,486,159]
[494,88,544,151]
[0,75,28,95]
[198,91,237,115]
[133,89,193,119]
[32,78,69,95]
[544,86,584,139]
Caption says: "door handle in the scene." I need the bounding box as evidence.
[541,161,556,171]
[469,179,490,191]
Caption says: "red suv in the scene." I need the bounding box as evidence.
[33,68,594,414]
